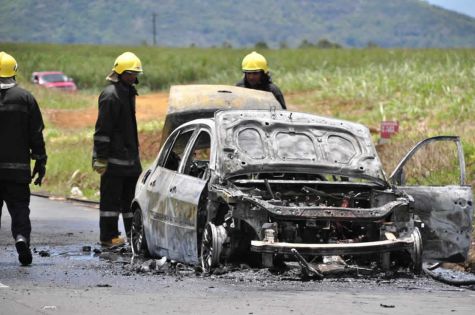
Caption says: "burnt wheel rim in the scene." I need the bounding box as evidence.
[131,209,144,256]
[201,222,218,273]
[412,227,423,274]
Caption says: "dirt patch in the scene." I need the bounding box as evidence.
[44,106,97,129]
[139,130,162,161]
[287,96,379,127]
[44,92,169,129]
[135,92,169,121]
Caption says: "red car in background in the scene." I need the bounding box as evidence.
[31,71,77,91]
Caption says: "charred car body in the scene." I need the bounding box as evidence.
[131,85,473,276]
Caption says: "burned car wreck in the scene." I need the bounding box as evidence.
[131,85,473,277]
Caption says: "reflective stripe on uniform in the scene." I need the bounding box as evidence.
[108,158,136,166]
[0,162,29,170]
[92,150,138,166]
[100,211,120,217]
[122,212,134,219]
[0,104,28,113]
[94,135,110,142]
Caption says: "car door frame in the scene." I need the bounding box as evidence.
[144,125,197,258]
[164,123,214,264]
[389,135,473,262]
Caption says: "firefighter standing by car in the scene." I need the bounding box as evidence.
[92,52,142,247]
[0,51,47,266]
[236,51,286,109]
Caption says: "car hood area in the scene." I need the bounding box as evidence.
[43,81,76,88]
[215,110,388,185]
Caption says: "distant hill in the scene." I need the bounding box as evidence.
[1,0,475,48]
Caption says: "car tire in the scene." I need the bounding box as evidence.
[200,222,229,273]
[411,227,423,275]
[131,207,149,257]
[200,222,219,273]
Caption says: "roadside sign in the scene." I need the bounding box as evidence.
[380,121,399,139]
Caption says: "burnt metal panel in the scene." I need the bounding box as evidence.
[242,197,408,221]
[232,179,381,187]
[215,110,387,184]
[146,167,176,257]
[160,85,282,148]
[397,186,473,262]
[165,173,208,264]
[390,136,473,262]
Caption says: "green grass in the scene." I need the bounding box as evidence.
[36,127,159,200]
[37,128,95,198]
[2,42,474,198]
[28,86,94,109]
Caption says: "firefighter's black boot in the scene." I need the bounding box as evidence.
[15,234,32,266]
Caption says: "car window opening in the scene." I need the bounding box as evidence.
[163,130,194,171]
[184,131,211,179]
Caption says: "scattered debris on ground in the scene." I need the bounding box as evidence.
[28,242,475,291]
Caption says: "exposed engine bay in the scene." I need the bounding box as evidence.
[204,172,421,277]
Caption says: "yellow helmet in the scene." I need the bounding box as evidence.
[0,51,18,78]
[112,52,143,74]
[242,51,268,73]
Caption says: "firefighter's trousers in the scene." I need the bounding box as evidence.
[99,174,138,242]
[0,181,31,243]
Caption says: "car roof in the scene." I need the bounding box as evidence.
[160,84,283,148]
[32,71,65,75]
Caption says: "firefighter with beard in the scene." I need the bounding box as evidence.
[0,51,47,265]
[236,51,286,109]
[92,52,142,247]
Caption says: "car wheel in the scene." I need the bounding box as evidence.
[131,207,149,257]
[411,227,423,274]
[200,222,227,273]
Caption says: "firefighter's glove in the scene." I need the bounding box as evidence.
[93,159,108,175]
[32,158,47,186]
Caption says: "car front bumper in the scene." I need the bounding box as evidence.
[250,234,415,256]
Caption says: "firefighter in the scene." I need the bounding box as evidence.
[236,51,286,109]
[0,51,47,266]
[92,52,143,247]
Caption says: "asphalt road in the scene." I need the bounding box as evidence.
[0,196,474,315]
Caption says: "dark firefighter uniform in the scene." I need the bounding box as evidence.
[236,75,286,109]
[93,79,141,244]
[0,64,47,265]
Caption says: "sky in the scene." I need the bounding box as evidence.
[425,0,475,17]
